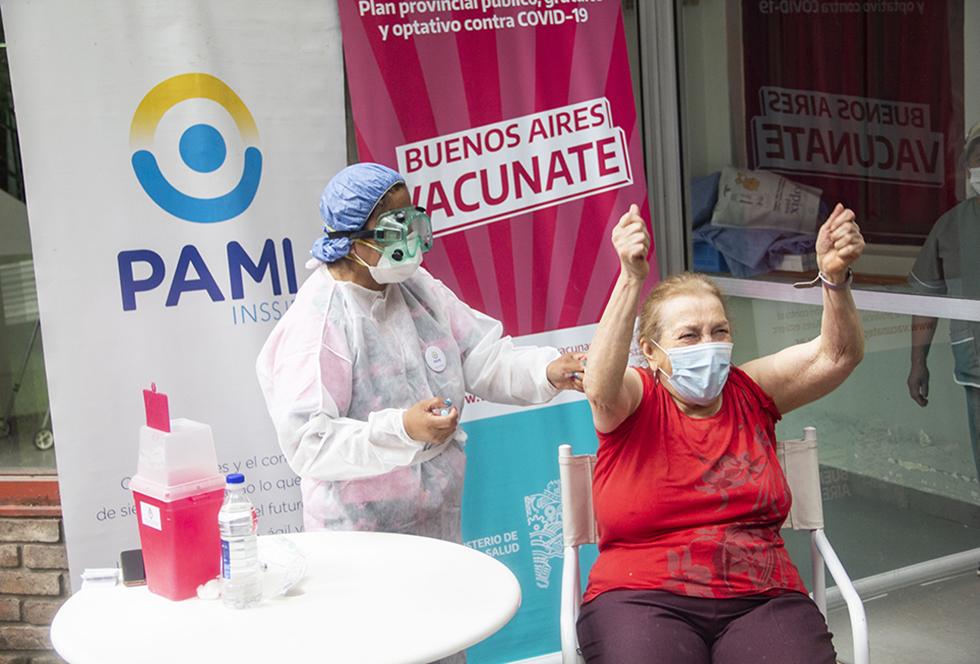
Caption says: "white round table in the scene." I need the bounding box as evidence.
[51,531,521,663]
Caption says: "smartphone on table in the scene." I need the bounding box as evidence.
[119,549,146,587]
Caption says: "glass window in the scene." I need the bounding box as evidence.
[724,294,979,661]
[676,5,979,654]
[678,0,980,304]
[727,296,978,569]
[0,20,55,473]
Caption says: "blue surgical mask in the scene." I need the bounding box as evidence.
[651,339,733,406]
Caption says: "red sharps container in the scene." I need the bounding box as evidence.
[130,388,224,600]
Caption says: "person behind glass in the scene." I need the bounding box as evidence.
[576,203,865,663]
[907,121,980,485]
[256,163,584,545]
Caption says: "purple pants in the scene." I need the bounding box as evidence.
[576,589,837,664]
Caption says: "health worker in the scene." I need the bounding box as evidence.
[907,120,980,485]
[256,162,584,543]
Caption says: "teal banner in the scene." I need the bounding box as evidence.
[462,400,600,663]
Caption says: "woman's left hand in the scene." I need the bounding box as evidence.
[816,203,865,280]
[547,352,586,392]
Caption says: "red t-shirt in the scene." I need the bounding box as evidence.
[582,365,807,603]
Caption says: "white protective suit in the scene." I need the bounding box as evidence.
[256,265,560,543]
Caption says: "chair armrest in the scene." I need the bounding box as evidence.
[813,529,869,664]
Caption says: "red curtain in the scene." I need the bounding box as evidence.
[741,1,964,244]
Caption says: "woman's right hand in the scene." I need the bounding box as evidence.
[403,397,460,445]
[612,203,650,281]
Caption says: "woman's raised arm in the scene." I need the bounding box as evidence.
[584,204,651,433]
[741,203,865,414]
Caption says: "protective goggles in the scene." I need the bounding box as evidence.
[326,206,433,254]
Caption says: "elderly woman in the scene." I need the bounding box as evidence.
[577,203,865,663]
[256,162,584,546]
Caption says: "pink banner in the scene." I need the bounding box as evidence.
[339,0,653,336]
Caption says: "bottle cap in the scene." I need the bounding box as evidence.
[226,473,245,484]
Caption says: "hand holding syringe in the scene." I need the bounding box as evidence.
[403,397,459,446]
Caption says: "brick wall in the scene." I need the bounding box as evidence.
[0,480,66,664]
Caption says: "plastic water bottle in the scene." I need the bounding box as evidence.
[218,473,261,608]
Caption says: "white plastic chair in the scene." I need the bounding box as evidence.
[558,427,870,664]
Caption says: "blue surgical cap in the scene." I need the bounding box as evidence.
[311,163,405,263]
